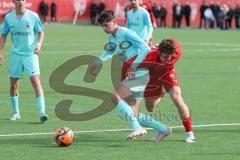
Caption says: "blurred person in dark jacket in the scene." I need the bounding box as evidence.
[175,2,183,28]
[172,0,177,28]
[225,5,234,29]
[159,5,167,28]
[98,0,106,15]
[90,0,98,25]
[50,0,57,22]
[39,0,49,23]
[235,4,240,29]
[183,2,191,27]
[199,0,207,28]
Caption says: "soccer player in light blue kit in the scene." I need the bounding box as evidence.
[126,0,153,45]
[0,0,48,123]
[90,10,169,140]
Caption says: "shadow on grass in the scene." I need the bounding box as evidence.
[0,119,44,125]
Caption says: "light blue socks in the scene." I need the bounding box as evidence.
[37,96,46,114]
[138,113,168,132]
[116,100,142,130]
[10,96,19,113]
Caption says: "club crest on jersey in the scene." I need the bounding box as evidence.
[170,74,175,79]
[26,23,30,29]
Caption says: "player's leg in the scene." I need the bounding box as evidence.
[142,96,171,141]
[145,96,162,112]
[9,54,23,120]
[9,77,21,120]
[169,86,195,143]
[30,75,48,122]
[111,83,147,140]
[125,98,142,117]
[126,82,171,142]
[24,54,48,123]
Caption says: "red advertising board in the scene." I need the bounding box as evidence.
[0,0,240,26]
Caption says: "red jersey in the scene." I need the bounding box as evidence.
[121,39,182,81]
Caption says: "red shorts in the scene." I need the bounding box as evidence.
[144,69,180,98]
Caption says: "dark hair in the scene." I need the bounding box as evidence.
[98,10,115,25]
[158,39,176,55]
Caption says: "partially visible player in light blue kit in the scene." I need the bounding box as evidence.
[126,0,153,45]
[0,0,48,123]
[90,10,168,141]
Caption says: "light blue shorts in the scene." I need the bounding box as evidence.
[121,70,150,99]
[9,53,40,79]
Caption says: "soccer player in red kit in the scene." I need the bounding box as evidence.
[122,39,195,143]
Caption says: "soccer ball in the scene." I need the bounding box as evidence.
[54,127,74,147]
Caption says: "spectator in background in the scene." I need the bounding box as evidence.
[235,4,240,29]
[204,7,214,28]
[98,0,106,15]
[39,0,49,23]
[50,0,57,22]
[172,0,178,28]
[152,2,159,20]
[90,0,98,25]
[199,0,207,28]
[175,2,183,28]
[217,5,226,30]
[159,5,167,28]
[183,2,191,28]
[210,1,220,28]
[152,2,159,21]
[225,4,234,29]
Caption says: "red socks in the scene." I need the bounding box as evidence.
[181,117,192,132]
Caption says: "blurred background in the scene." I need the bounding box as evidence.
[1,0,240,30]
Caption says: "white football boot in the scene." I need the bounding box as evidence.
[10,112,21,121]
[127,128,147,141]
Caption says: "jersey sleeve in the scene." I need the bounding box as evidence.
[143,11,152,25]
[34,13,43,32]
[125,31,150,69]
[98,36,117,62]
[1,18,10,35]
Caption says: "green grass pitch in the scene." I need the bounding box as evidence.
[0,25,240,160]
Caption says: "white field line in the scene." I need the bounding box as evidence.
[4,42,240,47]
[37,47,240,54]
[0,123,239,137]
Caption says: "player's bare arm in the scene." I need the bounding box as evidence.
[35,31,44,55]
[0,34,7,65]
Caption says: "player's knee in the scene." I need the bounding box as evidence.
[10,81,18,89]
[145,99,155,112]
[170,88,182,101]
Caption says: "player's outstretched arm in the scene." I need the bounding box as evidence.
[35,31,44,55]
[90,58,103,76]
[0,34,7,65]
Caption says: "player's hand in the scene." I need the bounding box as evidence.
[0,54,3,65]
[153,22,157,29]
[127,67,136,79]
[35,43,42,55]
[90,59,103,76]
[145,40,151,47]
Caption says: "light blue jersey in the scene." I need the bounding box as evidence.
[99,26,150,69]
[126,7,153,42]
[1,9,43,56]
